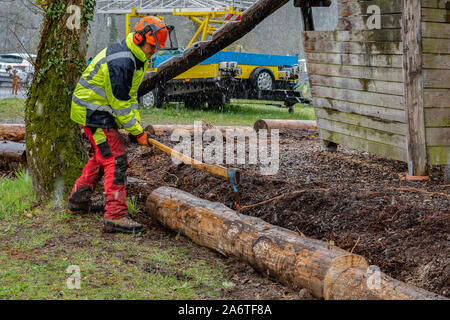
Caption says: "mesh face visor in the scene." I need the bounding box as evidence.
[165,25,178,50]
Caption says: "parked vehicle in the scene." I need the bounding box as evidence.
[0,53,36,85]
[140,49,309,112]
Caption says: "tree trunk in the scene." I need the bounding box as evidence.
[0,124,26,142]
[25,0,96,202]
[146,187,446,300]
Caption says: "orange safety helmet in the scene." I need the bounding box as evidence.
[133,16,168,50]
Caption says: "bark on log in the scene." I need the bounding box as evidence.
[254,119,317,131]
[146,187,446,300]
[0,124,26,142]
[144,124,253,136]
[0,141,26,163]
[137,0,291,97]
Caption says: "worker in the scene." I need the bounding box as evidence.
[67,16,168,234]
[86,57,93,66]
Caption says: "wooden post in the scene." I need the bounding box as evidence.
[402,0,429,179]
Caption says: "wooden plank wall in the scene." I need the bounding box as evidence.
[421,0,450,165]
[305,0,408,161]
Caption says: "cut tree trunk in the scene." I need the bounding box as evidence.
[254,119,317,131]
[146,187,446,300]
[137,0,291,97]
[0,124,26,142]
[0,141,26,163]
[25,0,95,202]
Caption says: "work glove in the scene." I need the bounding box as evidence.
[136,131,151,147]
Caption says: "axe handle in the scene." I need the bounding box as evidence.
[147,137,229,181]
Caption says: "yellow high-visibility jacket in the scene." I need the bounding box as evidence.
[71,33,149,139]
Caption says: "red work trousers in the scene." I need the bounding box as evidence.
[69,126,128,219]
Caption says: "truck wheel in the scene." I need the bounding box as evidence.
[140,88,163,109]
[250,67,275,91]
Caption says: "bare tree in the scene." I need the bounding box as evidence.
[0,0,42,54]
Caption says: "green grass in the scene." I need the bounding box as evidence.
[127,196,140,215]
[139,100,315,126]
[0,98,25,122]
[0,173,231,299]
[0,97,314,126]
[0,169,36,220]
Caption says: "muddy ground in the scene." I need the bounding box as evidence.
[124,128,449,298]
[2,128,448,299]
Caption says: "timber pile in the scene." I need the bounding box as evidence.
[0,124,26,142]
[146,187,446,300]
[138,0,291,97]
[0,141,26,163]
[254,119,317,131]
[145,120,317,136]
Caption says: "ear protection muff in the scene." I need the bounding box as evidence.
[133,32,144,45]
[133,22,167,49]
[133,24,152,46]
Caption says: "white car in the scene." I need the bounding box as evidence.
[0,53,36,84]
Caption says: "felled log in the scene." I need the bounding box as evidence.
[0,124,26,142]
[137,0,291,97]
[0,141,26,163]
[144,124,253,136]
[146,187,446,300]
[254,119,317,131]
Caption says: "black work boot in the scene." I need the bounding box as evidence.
[67,185,104,214]
[103,216,144,234]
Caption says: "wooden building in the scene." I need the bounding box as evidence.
[296,0,449,177]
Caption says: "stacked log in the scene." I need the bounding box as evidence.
[144,124,253,136]
[146,187,446,300]
[0,141,26,163]
[145,120,317,137]
[254,119,317,131]
[0,124,26,142]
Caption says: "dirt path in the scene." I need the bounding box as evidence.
[125,129,449,298]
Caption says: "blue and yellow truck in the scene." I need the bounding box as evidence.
[120,9,308,112]
[140,48,309,112]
